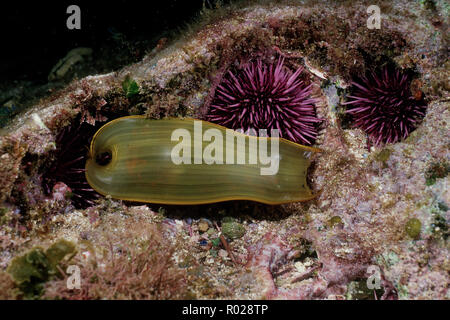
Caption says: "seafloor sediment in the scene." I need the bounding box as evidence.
[0,0,448,299]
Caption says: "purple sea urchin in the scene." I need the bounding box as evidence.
[207,58,320,145]
[42,120,101,209]
[343,68,427,145]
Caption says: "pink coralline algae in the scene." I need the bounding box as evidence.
[51,182,72,202]
[343,67,427,145]
[245,233,295,299]
[207,58,321,145]
[245,233,398,300]
[245,233,326,300]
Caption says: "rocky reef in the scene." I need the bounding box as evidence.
[0,0,448,299]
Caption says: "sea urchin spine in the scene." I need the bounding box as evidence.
[343,67,427,145]
[207,57,321,145]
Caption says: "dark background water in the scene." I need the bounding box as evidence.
[0,0,232,126]
[1,0,216,83]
